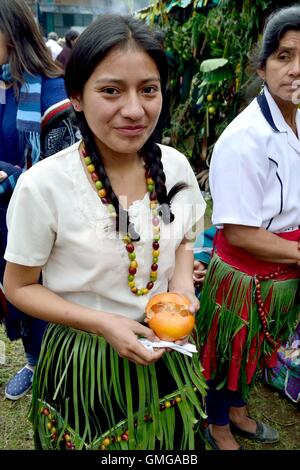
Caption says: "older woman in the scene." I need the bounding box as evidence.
[197,5,300,450]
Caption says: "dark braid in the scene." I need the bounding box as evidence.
[142,137,189,224]
[77,115,140,241]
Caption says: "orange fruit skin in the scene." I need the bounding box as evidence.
[145,292,195,341]
[146,292,189,313]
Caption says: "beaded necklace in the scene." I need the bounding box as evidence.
[81,145,160,296]
[254,267,293,350]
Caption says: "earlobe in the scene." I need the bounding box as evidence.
[257,68,265,81]
[71,97,82,112]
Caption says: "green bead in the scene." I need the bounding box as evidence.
[107,204,116,214]
[152,209,159,216]
[129,253,136,261]
[154,234,160,241]
[147,184,154,192]
[128,274,135,281]
[84,156,92,165]
[95,180,103,190]
[137,289,143,296]
[153,257,158,263]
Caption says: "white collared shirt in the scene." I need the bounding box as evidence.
[210,86,300,232]
[4,142,205,321]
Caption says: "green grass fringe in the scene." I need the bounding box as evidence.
[196,254,300,399]
[30,324,207,450]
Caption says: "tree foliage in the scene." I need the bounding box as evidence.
[137,0,294,190]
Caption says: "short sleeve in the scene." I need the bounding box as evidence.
[166,148,206,247]
[210,126,269,227]
[4,172,57,266]
[183,160,206,240]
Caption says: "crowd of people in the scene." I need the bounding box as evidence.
[0,0,299,452]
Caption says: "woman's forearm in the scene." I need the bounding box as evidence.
[4,280,111,336]
[169,241,195,294]
[223,225,300,264]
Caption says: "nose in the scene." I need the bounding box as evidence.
[289,56,300,77]
[120,92,144,120]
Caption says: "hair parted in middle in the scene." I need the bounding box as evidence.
[65,14,188,240]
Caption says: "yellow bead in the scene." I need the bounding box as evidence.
[87,164,95,173]
[165,401,171,408]
[152,208,159,216]
[150,271,157,280]
[152,250,159,257]
[153,226,160,233]
[123,235,131,244]
[130,260,138,269]
[128,281,135,288]
[146,177,153,185]
[150,202,157,209]
[142,288,148,295]
[98,189,107,198]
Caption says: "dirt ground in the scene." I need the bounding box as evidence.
[0,324,299,451]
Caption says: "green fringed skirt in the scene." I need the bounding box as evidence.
[196,254,300,400]
[30,323,207,450]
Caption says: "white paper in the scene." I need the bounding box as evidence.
[138,338,198,357]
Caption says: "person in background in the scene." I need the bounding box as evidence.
[3,15,206,450]
[196,5,300,450]
[0,0,78,401]
[57,29,80,69]
[193,225,215,291]
[46,31,63,61]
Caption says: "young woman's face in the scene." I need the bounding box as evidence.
[258,30,300,106]
[0,31,9,66]
[73,45,163,158]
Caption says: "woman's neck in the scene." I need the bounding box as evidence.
[272,95,298,136]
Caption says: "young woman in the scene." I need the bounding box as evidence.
[197,5,300,450]
[3,15,206,450]
[0,0,77,401]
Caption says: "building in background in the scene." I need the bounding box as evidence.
[25,0,151,37]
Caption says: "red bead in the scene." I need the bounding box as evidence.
[126,244,134,253]
[91,172,100,182]
[145,169,151,178]
[101,197,109,204]
[151,263,158,271]
[149,191,157,201]
[147,282,154,290]
[152,217,160,226]
[81,148,87,157]
[152,241,159,250]
[129,267,137,275]
[121,433,129,441]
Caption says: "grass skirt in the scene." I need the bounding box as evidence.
[30,323,207,450]
[196,254,300,400]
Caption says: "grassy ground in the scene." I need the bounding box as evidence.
[0,323,299,450]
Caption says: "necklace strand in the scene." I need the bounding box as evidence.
[81,145,160,296]
[254,267,293,350]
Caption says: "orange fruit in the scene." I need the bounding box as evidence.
[145,292,195,341]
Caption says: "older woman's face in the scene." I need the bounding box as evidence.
[0,32,8,66]
[258,30,300,106]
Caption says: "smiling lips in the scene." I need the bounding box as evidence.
[115,125,146,136]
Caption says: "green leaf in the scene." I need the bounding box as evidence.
[200,58,229,73]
